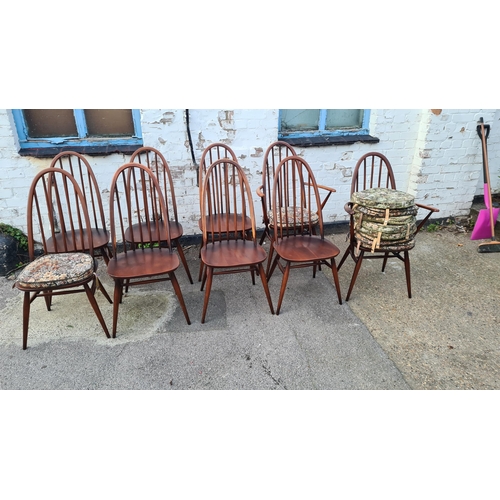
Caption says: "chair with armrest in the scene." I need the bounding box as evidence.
[337,152,439,301]
[266,155,342,314]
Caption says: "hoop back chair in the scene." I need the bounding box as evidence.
[49,151,112,264]
[337,152,439,301]
[129,146,193,284]
[266,156,342,314]
[197,143,252,281]
[257,141,337,275]
[107,163,191,337]
[200,158,275,323]
[14,168,111,350]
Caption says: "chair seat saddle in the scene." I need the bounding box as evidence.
[268,207,319,227]
[16,253,95,289]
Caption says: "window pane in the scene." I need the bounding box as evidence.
[24,109,77,138]
[326,109,363,130]
[84,109,135,136]
[281,109,320,131]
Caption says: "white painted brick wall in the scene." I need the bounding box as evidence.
[1,108,498,240]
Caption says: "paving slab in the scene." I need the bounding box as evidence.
[0,244,408,390]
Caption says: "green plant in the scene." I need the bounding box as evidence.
[426,222,441,232]
[0,223,29,251]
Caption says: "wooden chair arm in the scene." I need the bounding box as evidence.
[256,185,264,198]
[415,203,439,233]
[415,202,439,213]
[344,201,355,216]
[305,182,336,210]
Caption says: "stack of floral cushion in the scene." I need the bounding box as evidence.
[351,187,419,252]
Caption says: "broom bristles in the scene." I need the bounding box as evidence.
[478,240,500,253]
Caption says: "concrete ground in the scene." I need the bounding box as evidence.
[0,209,499,390]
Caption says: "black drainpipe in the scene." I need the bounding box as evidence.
[185,109,199,186]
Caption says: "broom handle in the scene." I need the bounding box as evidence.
[480,121,495,238]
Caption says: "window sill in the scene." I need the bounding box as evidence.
[18,144,143,158]
[279,134,379,148]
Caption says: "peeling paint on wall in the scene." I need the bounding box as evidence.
[218,110,234,129]
[251,147,263,158]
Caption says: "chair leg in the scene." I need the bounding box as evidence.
[112,279,123,338]
[168,272,191,325]
[95,276,113,304]
[175,241,194,284]
[330,258,343,305]
[100,246,111,265]
[83,282,111,339]
[265,242,275,277]
[22,291,31,350]
[201,266,214,324]
[198,242,204,282]
[198,259,205,283]
[404,250,412,298]
[267,252,280,282]
[200,264,208,291]
[276,261,291,315]
[337,245,352,271]
[381,253,389,272]
[259,228,267,246]
[345,250,365,302]
[44,291,53,311]
[257,263,275,315]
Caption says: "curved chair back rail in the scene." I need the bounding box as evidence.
[267,156,342,314]
[107,162,191,338]
[15,167,111,349]
[50,151,111,263]
[130,146,193,283]
[199,158,274,323]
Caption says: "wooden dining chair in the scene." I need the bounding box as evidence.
[199,158,275,323]
[197,143,252,282]
[49,151,112,264]
[14,168,112,350]
[266,156,342,315]
[256,141,337,276]
[337,152,439,301]
[107,162,191,338]
[130,146,193,284]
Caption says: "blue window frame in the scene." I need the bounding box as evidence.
[277,109,378,147]
[12,109,143,156]
[279,109,370,138]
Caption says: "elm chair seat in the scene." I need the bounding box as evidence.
[199,158,274,324]
[14,168,111,350]
[45,229,110,255]
[107,248,181,281]
[129,146,193,284]
[198,214,252,234]
[266,156,342,315]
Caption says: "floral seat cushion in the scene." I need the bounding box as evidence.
[16,253,95,289]
[268,207,319,227]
